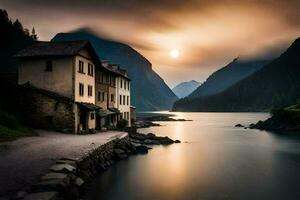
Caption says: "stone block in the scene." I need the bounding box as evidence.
[23,192,59,200]
[50,164,76,173]
[41,172,68,181]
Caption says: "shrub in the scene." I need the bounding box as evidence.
[117,119,128,130]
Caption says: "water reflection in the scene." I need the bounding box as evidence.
[85,112,300,200]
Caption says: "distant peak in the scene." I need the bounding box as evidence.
[232,57,240,63]
[70,27,98,35]
[289,37,300,49]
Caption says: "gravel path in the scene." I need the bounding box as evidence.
[0,130,126,197]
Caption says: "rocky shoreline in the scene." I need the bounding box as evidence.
[135,113,192,128]
[235,111,300,132]
[11,131,180,200]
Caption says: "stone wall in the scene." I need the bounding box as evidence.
[17,135,140,200]
[19,86,75,133]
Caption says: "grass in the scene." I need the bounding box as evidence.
[0,111,36,141]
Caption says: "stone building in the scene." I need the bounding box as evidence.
[103,63,131,126]
[96,61,131,128]
[16,40,133,133]
[95,61,119,129]
[16,41,101,133]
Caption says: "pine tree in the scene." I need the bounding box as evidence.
[13,19,23,31]
[31,27,38,40]
[0,9,9,23]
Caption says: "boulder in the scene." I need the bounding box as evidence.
[41,173,68,181]
[144,139,160,145]
[155,136,174,145]
[50,164,76,173]
[135,145,149,154]
[146,133,156,138]
[23,192,59,200]
[75,177,85,187]
[235,124,244,127]
[114,148,125,154]
[114,148,128,159]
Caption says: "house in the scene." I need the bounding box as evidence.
[98,61,131,128]
[15,40,133,134]
[95,60,119,129]
[16,41,101,133]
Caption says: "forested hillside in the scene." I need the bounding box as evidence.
[173,38,300,112]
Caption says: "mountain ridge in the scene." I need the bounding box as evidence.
[188,57,270,98]
[173,37,300,112]
[172,80,201,98]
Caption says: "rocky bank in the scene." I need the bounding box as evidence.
[9,131,180,200]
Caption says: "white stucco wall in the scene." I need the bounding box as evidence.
[116,76,131,126]
[74,54,95,104]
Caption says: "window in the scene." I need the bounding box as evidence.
[120,95,122,105]
[111,77,115,87]
[88,85,93,97]
[124,80,126,90]
[111,94,115,102]
[120,79,123,88]
[91,113,95,120]
[98,92,101,101]
[127,96,129,105]
[123,96,125,105]
[79,83,84,96]
[102,92,105,101]
[45,60,53,72]
[79,60,84,73]
[88,63,94,76]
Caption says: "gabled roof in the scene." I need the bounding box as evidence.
[104,64,131,81]
[15,40,90,58]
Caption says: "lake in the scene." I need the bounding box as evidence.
[85,112,300,200]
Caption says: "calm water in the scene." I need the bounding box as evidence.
[85,112,300,200]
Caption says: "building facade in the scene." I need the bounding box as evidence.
[16,40,132,133]
[17,41,100,133]
[116,71,131,126]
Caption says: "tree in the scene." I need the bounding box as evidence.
[31,27,38,40]
[0,9,9,23]
[13,19,23,31]
[23,28,30,36]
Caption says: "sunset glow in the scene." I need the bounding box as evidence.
[1,0,300,87]
[170,49,179,59]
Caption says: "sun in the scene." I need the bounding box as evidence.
[170,49,180,59]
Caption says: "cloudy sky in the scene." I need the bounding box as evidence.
[1,0,300,87]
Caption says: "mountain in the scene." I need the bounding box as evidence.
[188,58,270,98]
[173,38,300,112]
[52,29,178,111]
[0,9,34,73]
[172,80,201,98]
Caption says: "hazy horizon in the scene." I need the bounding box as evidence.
[2,0,300,87]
